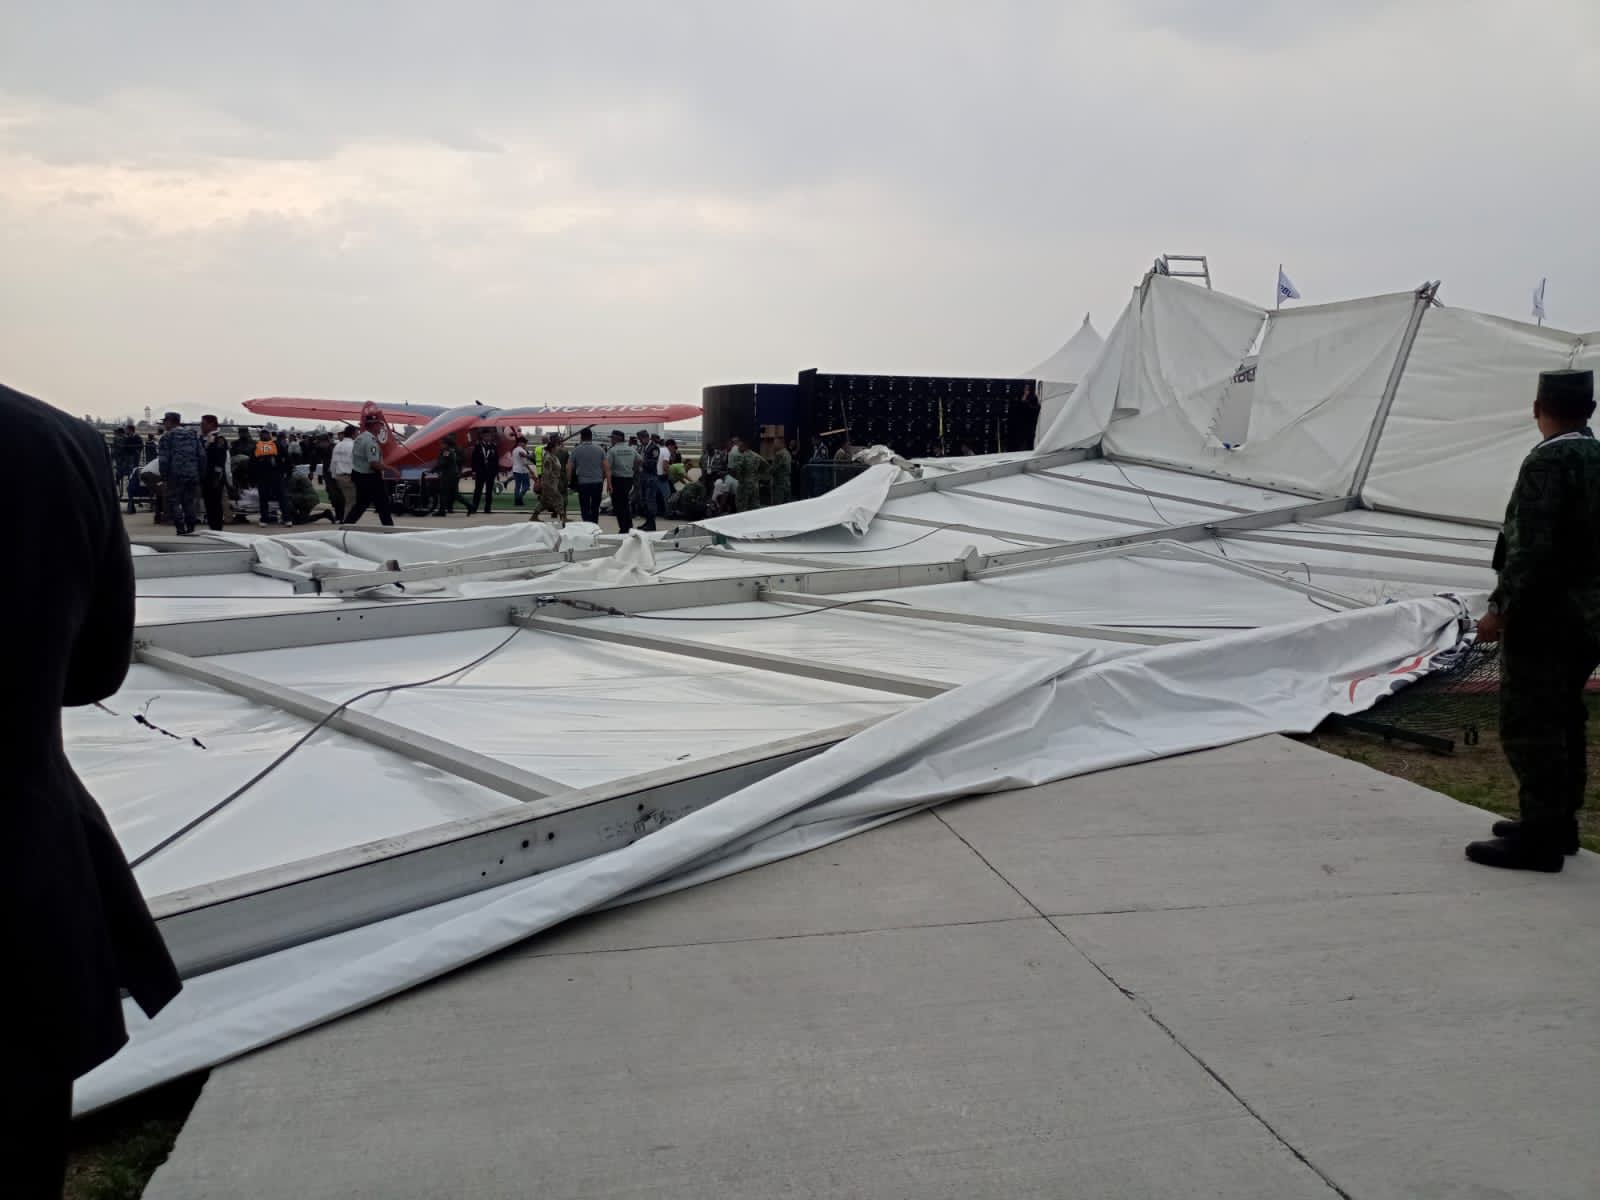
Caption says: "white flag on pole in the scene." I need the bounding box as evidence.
[1276,267,1301,303]
[1532,277,1547,323]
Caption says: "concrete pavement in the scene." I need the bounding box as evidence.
[146,737,1600,1199]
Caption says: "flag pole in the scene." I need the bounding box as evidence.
[1275,263,1282,311]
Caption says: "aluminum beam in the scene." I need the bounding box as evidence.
[130,559,978,657]
[1102,453,1332,501]
[135,645,567,801]
[944,484,1162,529]
[1229,559,1494,591]
[884,445,1097,499]
[873,512,1063,544]
[135,593,528,657]
[1348,282,1440,496]
[151,719,878,977]
[134,548,260,579]
[757,588,1188,645]
[973,496,1357,576]
[1213,528,1490,570]
[1131,539,1367,610]
[1361,500,1502,532]
[1029,466,1256,514]
[1306,515,1497,548]
[518,610,946,698]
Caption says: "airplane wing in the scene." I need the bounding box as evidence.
[243,397,449,423]
[487,403,702,428]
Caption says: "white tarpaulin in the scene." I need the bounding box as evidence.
[698,462,897,540]
[1033,292,1135,452]
[1360,307,1582,523]
[1105,274,1266,438]
[1024,313,1105,386]
[76,595,1469,1113]
[221,522,596,575]
[1104,289,1418,496]
[1025,313,1104,443]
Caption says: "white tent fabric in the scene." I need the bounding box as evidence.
[697,462,897,540]
[72,632,912,898]
[219,522,594,575]
[1025,314,1105,444]
[75,594,1470,1114]
[1024,313,1105,385]
[1360,307,1582,523]
[1103,288,1418,496]
[1107,274,1266,432]
[1033,293,1135,452]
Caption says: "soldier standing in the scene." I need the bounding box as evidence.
[532,434,566,525]
[1468,368,1600,872]
[771,439,794,506]
[732,437,761,512]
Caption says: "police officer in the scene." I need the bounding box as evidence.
[1468,368,1600,872]
[605,429,638,532]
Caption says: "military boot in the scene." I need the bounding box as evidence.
[1464,835,1565,872]
[1489,816,1580,855]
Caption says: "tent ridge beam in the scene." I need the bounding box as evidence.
[972,496,1356,576]
[516,612,945,699]
[757,588,1189,645]
[134,644,567,800]
[1348,281,1440,496]
[885,445,1097,498]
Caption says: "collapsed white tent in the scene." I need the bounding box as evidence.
[1036,270,1597,527]
[72,265,1551,1114]
[77,594,1469,1113]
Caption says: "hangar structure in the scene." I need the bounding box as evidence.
[74,269,1594,1112]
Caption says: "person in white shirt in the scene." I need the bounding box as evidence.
[510,436,531,506]
[653,434,674,517]
[326,425,357,524]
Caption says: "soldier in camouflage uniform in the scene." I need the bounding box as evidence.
[1468,368,1600,872]
[732,438,761,512]
[532,434,567,525]
[667,477,707,521]
[770,439,794,506]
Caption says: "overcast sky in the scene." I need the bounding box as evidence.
[3,0,1597,421]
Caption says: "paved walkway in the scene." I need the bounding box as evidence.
[146,737,1600,1199]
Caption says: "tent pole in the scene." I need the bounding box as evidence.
[1347,281,1439,501]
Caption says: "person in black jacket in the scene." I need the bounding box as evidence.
[1,383,182,1195]
[199,413,230,531]
[468,428,501,515]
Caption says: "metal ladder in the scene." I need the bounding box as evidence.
[1152,254,1213,289]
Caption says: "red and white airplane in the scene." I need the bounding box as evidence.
[242,397,701,473]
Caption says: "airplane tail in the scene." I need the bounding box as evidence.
[362,402,424,467]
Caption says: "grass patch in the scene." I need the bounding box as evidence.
[65,1074,205,1200]
[1298,694,1600,852]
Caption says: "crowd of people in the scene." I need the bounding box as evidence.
[123,415,354,533]
[425,426,798,530]
[123,414,808,534]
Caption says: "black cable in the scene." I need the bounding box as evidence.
[129,627,525,870]
[1106,459,1179,527]
[649,544,712,576]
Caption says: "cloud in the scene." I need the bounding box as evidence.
[0,0,1597,420]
